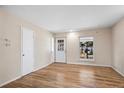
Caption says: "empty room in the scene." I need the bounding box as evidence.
[0,5,124,88]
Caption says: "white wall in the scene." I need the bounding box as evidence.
[55,28,112,66]
[112,18,124,76]
[0,10,53,86]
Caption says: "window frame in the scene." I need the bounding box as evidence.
[79,36,95,62]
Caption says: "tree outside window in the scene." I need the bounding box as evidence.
[80,37,94,60]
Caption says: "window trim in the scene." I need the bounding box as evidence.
[79,36,95,62]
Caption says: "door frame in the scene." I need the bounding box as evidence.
[55,37,67,63]
[20,26,34,76]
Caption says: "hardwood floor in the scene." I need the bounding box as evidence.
[2,63,124,88]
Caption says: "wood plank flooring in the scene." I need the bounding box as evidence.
[1,63,124,88]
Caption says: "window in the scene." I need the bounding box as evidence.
[80,37,94,61]
[57,40,64,51]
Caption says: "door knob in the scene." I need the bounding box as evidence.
[22,54,25,56]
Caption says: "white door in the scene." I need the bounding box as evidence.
[22,27,34,76]
[55,38,66,63]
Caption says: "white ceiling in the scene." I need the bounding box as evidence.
[1,5,124,32]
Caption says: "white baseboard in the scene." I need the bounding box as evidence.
[0,62,52,87]
[67,62,111,67]
[33,62,52,72]
[111,66,124,77]
[0,75,22,87]
[1,62,123,87]
[68,62,124,77]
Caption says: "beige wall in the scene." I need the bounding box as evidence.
[0,9,124,86]
[112,18,124,76]
[55,28,112,66]
[0,10,53,86]
[0,10,4,86]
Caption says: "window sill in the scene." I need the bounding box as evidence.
[80,59,94,62]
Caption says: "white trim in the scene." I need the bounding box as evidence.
[80,59,95,62]
[0,75,22,87]
[20,25,23,76]
[68,62,124,77]
[0,62,52,87]
[1,63,123,87]
[79,36,95,62]
[67,62,111,67]
[111,66,124,77]
[33,62,52,72]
